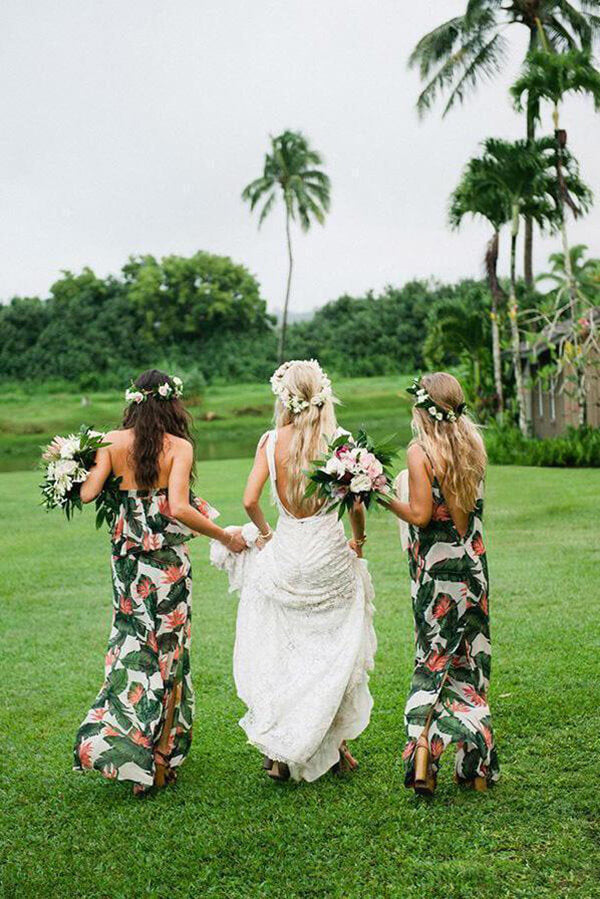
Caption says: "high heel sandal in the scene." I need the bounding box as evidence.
[413,733,436,796]
[267,760,290,781]
[453,773,488,792]
[154,679,182,789]
[332,742,359,774]
[262,755,274,771]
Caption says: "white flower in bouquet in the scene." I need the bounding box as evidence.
[324,455,347,478]
[59,436,81,458]
[350,473,372,494]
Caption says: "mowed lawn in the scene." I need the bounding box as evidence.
[1,464,599,899]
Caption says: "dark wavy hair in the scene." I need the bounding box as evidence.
[122,369,195,489]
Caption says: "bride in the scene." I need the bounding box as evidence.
[226,359,376,782]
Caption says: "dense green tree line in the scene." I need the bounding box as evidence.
[0,250,494,393]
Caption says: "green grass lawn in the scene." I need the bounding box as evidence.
[1,463,599,898]
[0,375,412,472]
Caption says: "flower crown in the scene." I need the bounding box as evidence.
[407,378,466,423]
[270,359,333,414]
[125,376,183,405]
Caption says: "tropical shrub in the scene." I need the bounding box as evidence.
[486,425,600,467]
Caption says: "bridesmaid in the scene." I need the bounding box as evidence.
[385,372,499,795]
[73,369,246,795]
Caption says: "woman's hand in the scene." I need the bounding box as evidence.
[224,528,247,554]
[348,539,364,559]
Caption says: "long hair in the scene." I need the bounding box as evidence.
[274,361,338,515]
[410,372,486,512]
[122,369,195,489]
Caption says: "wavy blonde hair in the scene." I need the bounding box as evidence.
[274,360,338,515]
[410,372,487,511]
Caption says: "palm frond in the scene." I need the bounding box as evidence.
[441,31,508,116]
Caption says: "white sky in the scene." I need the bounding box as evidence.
[2,0,599,313]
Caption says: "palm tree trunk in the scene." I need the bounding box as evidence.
[508,204,528,436]
[485,229,504,418]
[523,24,537,287]
[277,206,293,363]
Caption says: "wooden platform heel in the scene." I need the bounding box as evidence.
[154,679,182,789]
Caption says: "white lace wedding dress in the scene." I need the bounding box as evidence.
[222,429,377,782]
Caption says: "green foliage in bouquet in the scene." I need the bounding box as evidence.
[40,424,122,530]
[305,427,399,519]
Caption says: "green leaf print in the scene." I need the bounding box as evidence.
[157,579,189,615]
[120,648,159,674]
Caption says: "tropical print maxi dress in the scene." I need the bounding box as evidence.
[402,468,500,786]
[73,490,214,790]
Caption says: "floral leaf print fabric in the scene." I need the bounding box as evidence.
[73,489,201,789]
[403,479,499,785]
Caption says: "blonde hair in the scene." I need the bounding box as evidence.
[274,360,338,515]
[410,372,487,512]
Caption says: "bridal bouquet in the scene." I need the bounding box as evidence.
[40,425,121,529]
[305,428,398,518]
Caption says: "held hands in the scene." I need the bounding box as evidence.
[224,528,247,554]
[348,538,365,559]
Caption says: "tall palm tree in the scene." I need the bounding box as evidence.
[512,45,598,422]
[465,138,557,433]
[449,162,511,416]
[242,130,331,362]
[409,1,600,283]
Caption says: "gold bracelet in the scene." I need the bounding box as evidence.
[355,535,367,547]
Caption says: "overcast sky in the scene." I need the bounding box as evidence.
[2,1,600,313]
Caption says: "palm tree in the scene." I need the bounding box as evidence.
[242,130,331,362]
[449,161,511,416]
[464,138,558,434]
[409,1,600,283]
[512,45,599,422]
[423,290,492,413]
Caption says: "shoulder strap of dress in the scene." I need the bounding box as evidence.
[264,429,278,484]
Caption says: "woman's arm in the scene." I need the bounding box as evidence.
[80,445,112,503]
[383,445,433,527]
[169,442,246,552]
[348,501,366,558]
[242,438,271,538]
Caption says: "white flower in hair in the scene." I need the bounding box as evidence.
[125,388,145,404]
[158,383,172,398]
[270,358,332,415]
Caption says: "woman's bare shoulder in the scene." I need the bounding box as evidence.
[165,434,193,455]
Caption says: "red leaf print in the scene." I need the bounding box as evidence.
[463,685,487,707]
[163,566,185,585]
[78,739,93,769]
[104,647,120,668]
[130,729,152,748]
[113,515,124,541]
[103,725,121,738]
[90,708,106,721]
[165,608,187,631]
[430,735,444,760]
[143,533,162,552]
[127,683,144,706]
[480,593,489,615]
[119,595,133,615]
[432,502,451,522]
[480,725,494,749]
[147,631,159,653]
[102,763,117,780]
[433,594,452,619]
[136,577,155,600]
[158,494,172,517]
[450,701,471,714]
[425,650,449,672]
[472,534,485,556]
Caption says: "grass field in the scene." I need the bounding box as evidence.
[1,462,599,898]
[0,376,412,472]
